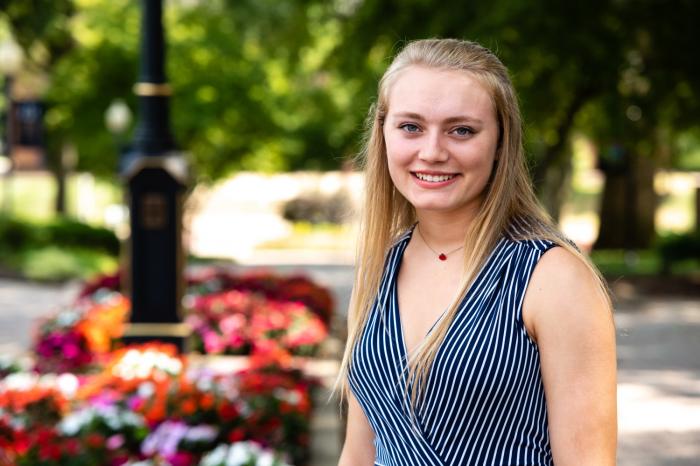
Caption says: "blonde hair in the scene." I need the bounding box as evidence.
[337,38,609,408]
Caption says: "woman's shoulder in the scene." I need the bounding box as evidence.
[524,243,609,320]
[503,234,558,255]
[502,216,576,255]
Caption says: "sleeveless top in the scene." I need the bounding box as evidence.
[348,226,557,466]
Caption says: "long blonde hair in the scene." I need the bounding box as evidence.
[337,38,609,408]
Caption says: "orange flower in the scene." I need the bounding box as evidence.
[180,398,197,416]
[200,393,215,410]
[76,295,130,353]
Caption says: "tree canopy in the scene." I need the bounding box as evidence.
[1,0,699,189]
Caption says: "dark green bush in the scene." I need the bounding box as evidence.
[44,217,120,254]
[656,231,700,272]
[0,216,120,255]
[0,216,34,249]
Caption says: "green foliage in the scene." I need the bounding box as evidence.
[1,0,699,188]
[0,215,119,281]
[590,249,661,277]
[656,231,700,273]
[0,215,119,253]
[18,245,118,281]
[0,216,32,249]
[591,235,700,277]
[43,217,120,254]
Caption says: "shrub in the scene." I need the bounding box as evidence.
[0,216,119,255]
[282,191,352,225]
[656,231,700,273]
[44,217,120,254]
[0,216,34,250]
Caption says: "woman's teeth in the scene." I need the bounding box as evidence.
[415,173,455,182]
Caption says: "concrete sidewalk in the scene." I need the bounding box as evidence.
[1,274,698,465]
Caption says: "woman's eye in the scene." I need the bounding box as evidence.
[451,126,473,136]
[399,123,420,133]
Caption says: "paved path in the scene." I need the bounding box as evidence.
[615,298,700,466]
[1,274,698,465]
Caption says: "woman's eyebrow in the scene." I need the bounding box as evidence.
[390,111,483,125]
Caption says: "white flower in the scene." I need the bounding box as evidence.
[138,381,156,398]
[257,451,276,466]
[56,310,81,327]
[273,388,300,405]
[58,408,93,435]
[1,372,39,391]
[111,349,183,380]
[57,405,145,435]
[199,444,228,466]
[226,442,254,466]
[56,373,79,398]
[198,442,291,466]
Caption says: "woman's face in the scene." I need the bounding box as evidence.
[383,66,500,219]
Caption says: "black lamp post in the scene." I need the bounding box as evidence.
[121,0,189,350]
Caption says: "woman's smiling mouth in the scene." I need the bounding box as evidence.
[412,172,458,183]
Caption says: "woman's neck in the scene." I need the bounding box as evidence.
[414,209,475,249]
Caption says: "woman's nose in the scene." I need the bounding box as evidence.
[418,132,448,162]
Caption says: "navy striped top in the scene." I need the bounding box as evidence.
[348,226,557,465]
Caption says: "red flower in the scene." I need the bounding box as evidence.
[218,401,240,420]
[228,427,246,442]
[85,432,105,449]
[64,438,81,456]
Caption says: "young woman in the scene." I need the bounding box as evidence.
[337,39,617,466]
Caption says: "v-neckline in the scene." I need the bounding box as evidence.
[391,227,448,363]
[390,228,505,365]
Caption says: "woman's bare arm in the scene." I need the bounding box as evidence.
[523,247,617,465]
[338,389,376,466]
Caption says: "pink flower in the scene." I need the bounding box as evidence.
[106,434,125,450]
[203,331,225,354]
[63,342,80,359]
[166,451,196,466]
[220,314,246,336]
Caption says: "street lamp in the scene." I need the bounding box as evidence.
[0,37,23,213]
[121,0,189,350]
[105,99,133,136]
[105,98,133,171]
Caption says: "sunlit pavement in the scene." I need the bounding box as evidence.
[1,274,698,465]
[615,298,700,466]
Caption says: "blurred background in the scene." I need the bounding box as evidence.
[0,1,698,465]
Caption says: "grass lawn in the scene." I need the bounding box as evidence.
[590,248,699,277]
[1,245,119,282]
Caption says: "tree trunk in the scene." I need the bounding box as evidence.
[50,145,67,216]
[538,154,573,222]
[54,163,66,215]
[595,151,656,249]
[531,85,596,222]
[532,85,596,187]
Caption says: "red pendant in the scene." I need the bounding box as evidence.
[438,253,447,261]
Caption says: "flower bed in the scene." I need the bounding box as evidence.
[0,344,313,466]
[33,291,129,374]
[80,269,334,328]
[33,269,333,374]
[9,268,335,465]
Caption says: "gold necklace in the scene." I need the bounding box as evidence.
[415,224,465,261]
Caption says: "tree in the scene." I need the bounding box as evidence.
[586,0,700,248]
[0,0,76,213]
[2,0,699,250]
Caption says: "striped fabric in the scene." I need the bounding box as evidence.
[348,226,556,465]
